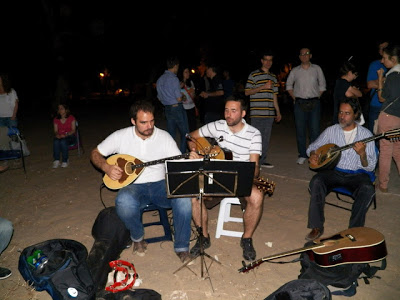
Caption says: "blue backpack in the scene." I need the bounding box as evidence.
[18,239,95,300]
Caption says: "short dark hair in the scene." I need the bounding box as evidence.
[225,94,247,111]
[129,100,155,120]
[261,49,274,59]
[339,61,358,76]
[339,97,362,122]
[166,56,179,69]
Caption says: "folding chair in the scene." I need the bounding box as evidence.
[68,120,83,156]
[326,169,377,211]
[0,126,26,175]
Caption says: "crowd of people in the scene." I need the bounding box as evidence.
[1,40,400,281]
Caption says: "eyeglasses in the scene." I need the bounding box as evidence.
[299,52,311,56]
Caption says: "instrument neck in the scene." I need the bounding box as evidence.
[331,133,382,154]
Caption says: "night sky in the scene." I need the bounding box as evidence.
[2,2,396,109]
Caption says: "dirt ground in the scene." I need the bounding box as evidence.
[0,99,399,300]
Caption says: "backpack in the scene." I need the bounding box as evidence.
[87,206,132,294]
[298,243,386,297]
[18,239,95,300]
[264,278,331,300]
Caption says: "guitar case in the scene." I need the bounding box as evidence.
[87,206,132,294]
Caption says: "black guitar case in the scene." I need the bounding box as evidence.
[87,206,131,294]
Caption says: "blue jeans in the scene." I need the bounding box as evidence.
[164,104,189,153]
[251,118,274,164]
[53,136,76,162]
[0,217,13,254]
[115,180,192,252]
[294,98,321,158]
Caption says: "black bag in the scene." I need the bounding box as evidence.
[18,239,95,300]
[264,278,331,300]
[298,245,386,297]
[87,206,131,294]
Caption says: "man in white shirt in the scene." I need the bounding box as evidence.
[90,100,196,263]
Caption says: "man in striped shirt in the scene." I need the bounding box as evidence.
[245,50,282,168]
[305,98,377,241]
[187,96,264,261]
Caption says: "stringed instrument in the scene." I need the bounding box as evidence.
[238,227,387,273]
[309,128,400,171]
[103,137,232,190]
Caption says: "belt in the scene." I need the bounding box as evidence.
[166,103,180,107]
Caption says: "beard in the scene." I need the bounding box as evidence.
[226,117,241,127]
[137,127,154,137]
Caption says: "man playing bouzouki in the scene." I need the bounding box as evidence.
[90,100,198,264]
[305,97,377,241]
[187,96,265,261]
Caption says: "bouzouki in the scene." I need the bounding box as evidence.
[309,128,400,171]
[239,227,387,273]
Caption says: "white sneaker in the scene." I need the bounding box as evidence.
[296,157,307,165]
[61,162,68,168]
[52,160,60,168]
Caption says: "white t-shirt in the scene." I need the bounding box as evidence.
[97,126,182,183]
[0,89,18,117]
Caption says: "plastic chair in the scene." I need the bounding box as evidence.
[68,120,83,156]
[215,197,243,238]
[0,127,26,175]
[140,204,172,243]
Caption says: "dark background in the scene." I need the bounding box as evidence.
[2,2,396,117]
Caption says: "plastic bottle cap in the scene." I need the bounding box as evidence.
[67,287,78,298]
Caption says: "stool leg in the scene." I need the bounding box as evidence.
[215,202,226,238]
[158,208,172,240]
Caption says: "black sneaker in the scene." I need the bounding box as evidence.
[0,267,12,280]
[240,237,256,261]
[190,236,211,256]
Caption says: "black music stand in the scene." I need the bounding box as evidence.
[165,159,255,284]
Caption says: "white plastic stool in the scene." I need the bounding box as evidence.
[215,197,243,238]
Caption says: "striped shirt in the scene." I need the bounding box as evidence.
[306,124,377,172]
[198,119,262,162]
[245,69,278,118]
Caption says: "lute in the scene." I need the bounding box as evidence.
[309,128,400,171]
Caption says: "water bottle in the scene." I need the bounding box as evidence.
[27,250,48,270]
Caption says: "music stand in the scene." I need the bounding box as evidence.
[165,159,255,283]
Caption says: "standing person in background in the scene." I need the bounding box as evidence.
[180,67,197,133]
[156,56,189,153]
[53,103,76,168]
[222,69,235,99]
[245,50,282,168]
[286,47,326,165]
[376,44,400,193]
[333,60,362,124]
[367,40,389,132]
[0,73,19,127]
[199,65,225,124]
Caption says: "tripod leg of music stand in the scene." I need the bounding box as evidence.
[173,256,198,276]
